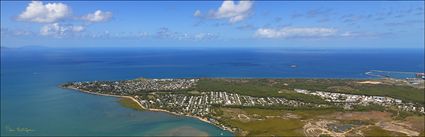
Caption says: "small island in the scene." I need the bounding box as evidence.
[61,77,425,136]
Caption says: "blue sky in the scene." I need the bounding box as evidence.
[1,1,424,49]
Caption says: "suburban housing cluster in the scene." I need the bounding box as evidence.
[294,89,425,114]
[63,78,424,116]
[67,78,198,94]
[137,91,326,117]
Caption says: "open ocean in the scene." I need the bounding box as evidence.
[1,47,424,136]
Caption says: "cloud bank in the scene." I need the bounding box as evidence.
[195,0,253,23]
[82,10,112,22]
[17,1,70,23]
[40,23,85,37]
[16,1,113,37]
[255,27,338,38]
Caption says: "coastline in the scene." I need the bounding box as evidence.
[65,86,146,109]
[62,86,234,134]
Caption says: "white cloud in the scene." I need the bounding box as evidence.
[194,10,202,17]
[193,33,218,40]
[340,31,392,38]
[17,1,70,23]
[214,0,253,23]
[153,28,218,41]
[255,27,338,38]
[17,1,113,23]
[71,25,85,32]
[79,28,218,41]
[40,23,85,37]
[82,10,112,22]
[196,0,253,23]
[341,32,356,37]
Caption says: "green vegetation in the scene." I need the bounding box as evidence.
[216,108,307,136]
[117,98,144,111]
[194,78,425,104]
[363,126,406,136]
[283,79,424,104]
[226,118,304,136]
[327,85,424,104]
[215,107,424,137]
[242,108,335,119]
[195,79,280,96]
[393,111,419,120]
[351,104,386,112]
[215,108,337,136]
[194,79,328,104]
[319,134,332,137]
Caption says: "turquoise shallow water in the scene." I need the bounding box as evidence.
[0,48,234,136]
[1,47,424,136]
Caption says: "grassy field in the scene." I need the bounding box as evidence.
[215,108,337,136]
[216,108,308,136]
[194,78,424,104]
[363,126,406,136]
[225,118,304,136]
[214,107,424,136]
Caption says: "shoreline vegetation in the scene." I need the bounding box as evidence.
[61,77,425,136]
[118,97,144,111]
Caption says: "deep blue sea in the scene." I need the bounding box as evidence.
[1,47,424,136]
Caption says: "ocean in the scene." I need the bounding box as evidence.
[1,47,424,136]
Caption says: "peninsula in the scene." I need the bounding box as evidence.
[61,78,425,136]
